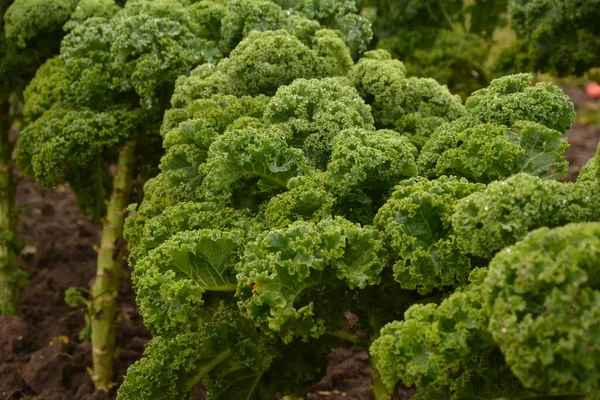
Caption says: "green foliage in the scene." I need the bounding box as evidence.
[1,0,78,97]
[217,0,285,54]
[118,10,593,395]
[327,128,417,196]
[263,77,374,168]
[507,0,600,76]
[18,109,138,188]
[121,18,483,395]
[17,0,211,218]
[361,0,600,92]
[63,0,120,30]
[374,176,484,294]
[237,217,385,343]
[578,155,599,184]
[485,223,600,392]
[17,108,139,218]
[373,221,600,399]
[10,0,376,391]
[64,287,92,340]
[348,51,466,149]
[359,0,509,95]
[419,120,569,183]
[5,0,600,398]
[119,305,336,400]
[4,0,79,48]
[371,269,522,399]
[418,74,574,183]
[452,174,600,259]
[293,0,372,58]
[22,57,66,122]
[118,307,274,400]
[131,204,259,336]
[18,0,580,397]
[464,74,575,133]
[18,0,370,219]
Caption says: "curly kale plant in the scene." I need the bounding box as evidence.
[118,18,593,396]
[0,0,86,316]
[500,0,600,77]
[358,0,600,94]
[16,0,371,391]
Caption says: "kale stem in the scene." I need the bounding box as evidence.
[368,313,395,400]
[372,368,392,400]
[90,141,136,391]
[0,99,27,316]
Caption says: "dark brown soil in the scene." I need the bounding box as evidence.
[562,87,600,181]
[565,123,600,180]
[308,346,374,400]
[1,178,148,400]
[1,87,598,400]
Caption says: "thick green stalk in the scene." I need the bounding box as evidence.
[372,368,391,400]
[90,141,136,391]
[369,313,394,400]
[0,101,26,315]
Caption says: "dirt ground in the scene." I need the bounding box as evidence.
[562,87,600,180]
[0,179,147,400]
[0,88,598,400]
